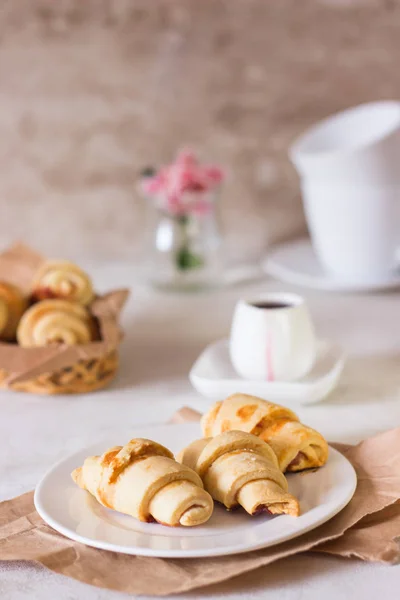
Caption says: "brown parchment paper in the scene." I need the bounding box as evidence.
[1,407,400,596]
[0,243,129,384]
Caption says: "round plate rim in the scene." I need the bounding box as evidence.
[34,423,357,558]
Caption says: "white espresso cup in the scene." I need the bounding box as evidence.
[229,293,316,382]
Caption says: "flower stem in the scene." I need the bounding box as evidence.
[176,215,204,271]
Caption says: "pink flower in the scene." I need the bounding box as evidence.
[142,150,224,216]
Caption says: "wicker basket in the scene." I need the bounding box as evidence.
[0,351,118,395]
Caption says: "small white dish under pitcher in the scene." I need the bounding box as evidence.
[189,338,345,405]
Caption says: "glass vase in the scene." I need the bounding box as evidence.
[142,192,224,291]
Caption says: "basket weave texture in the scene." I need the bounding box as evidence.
[0,350,118,395]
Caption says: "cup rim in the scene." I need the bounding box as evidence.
[240,293,305,311]
[290,101,400,161]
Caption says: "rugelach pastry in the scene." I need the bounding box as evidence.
[178,430,300,517]
[0,281,27,341]
[72,438,214,527]
[201,394,328,472]
[17,299,94,347]
[32,260,94,306]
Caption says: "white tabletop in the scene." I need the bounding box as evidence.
[1,263,400,600]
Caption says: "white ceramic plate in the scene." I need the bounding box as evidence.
[262,238,400,292]
[35,423,356,559]
[190,339,344,405]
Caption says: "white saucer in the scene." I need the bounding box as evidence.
[34,422,356,559]
[262,238,400,292]
[190,339,344,405]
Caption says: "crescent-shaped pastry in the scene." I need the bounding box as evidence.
[17,299,94,347]
[178,430,300,517]
[32,261,94,306]
[0,282,28,341]
[72,438,214,527]
[201,394,328,472]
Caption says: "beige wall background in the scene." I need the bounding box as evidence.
[0,0,399,262]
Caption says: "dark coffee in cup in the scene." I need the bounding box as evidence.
[251,301,291,310]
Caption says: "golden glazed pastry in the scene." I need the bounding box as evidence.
[17,299,94,347]
[201,394,329,473]
[32,260,94,306]
[178,430,299,517]
[72,438,214,527]
[0,281,28,341]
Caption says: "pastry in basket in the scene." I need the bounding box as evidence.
[0,281,28,341]
[31,260,94,306]
[201,394,328,473]
[17,299,95,347]
[177,430,300,517]
[72,438,214,527]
